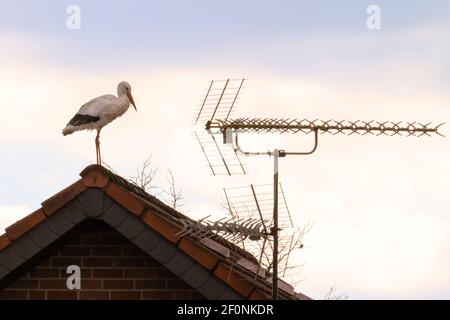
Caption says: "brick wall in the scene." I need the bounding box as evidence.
[0,221,205,300]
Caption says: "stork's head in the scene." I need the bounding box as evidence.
[117,81,137,111]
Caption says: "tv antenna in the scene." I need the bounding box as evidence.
[192,79,247,175]
[193,78,444,300]
[222,184,309,281]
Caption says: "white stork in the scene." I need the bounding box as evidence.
[62,81,137,164]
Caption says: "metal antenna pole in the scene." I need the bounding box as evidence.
[272,149,279,300]
[232,130,319,300]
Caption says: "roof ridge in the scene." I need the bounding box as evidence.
[80,164,261,263]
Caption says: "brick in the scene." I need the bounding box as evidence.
[5,208,46,240]
[51,257,82,267]
[99,234,129,245]
[103,280,133,289]
[29,268,60,278]
[214,263,255,298]
[249,289,271,300]
[91,246,122,256]
[81,268,92,278]
[115,257,145,267]
[135,280,166,289]
[142,210,181,244]
[121,246,147,257]
[59,246,91,256]
[104,183,145,216]
[142,291,173,300]
[178,237,218,270]
[154,268,178,279]
[38,258,50,267]
[145,257,161,267]
[190,291,206,300]
[92,268,123,278]
[123,268,154,278]
[167,280,193,290]
[83,257,113,267]
[69,235,83,245]
[82,280,102,289]
[81,169,109,188]
[47,291,78,300]
[42,180,87,215]
[111,291,141,300]
[173,291,190,299]
[40,279,67,289]
[0,290,28,300]
[29,291,46,300]
[0,234,11,250]
[8,279,39,289]
[79,291,110,300]
[82,236,101,245]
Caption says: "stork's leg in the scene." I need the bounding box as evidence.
[95,131,99,164]
[98,129,102,165]
[95,129,102,165]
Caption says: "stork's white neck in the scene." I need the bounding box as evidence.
[119,93,130,104]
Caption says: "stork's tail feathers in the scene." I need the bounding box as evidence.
[62,126,75,136]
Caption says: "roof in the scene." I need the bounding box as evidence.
[0,165,310,300]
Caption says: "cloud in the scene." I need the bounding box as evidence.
[0,24,449,300]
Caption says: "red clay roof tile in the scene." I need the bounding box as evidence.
[104,183,145,216]
[199,238,230,258]
[249,288,272,300]
[79,164,107,177]
[41,180,87,215]
[5,208,46,241]
[236,258,267,278]
[142,209,182,244]
[214,263,255,298]
[0,234,11,250]
[81,169,110,188]
[178,237,219,270]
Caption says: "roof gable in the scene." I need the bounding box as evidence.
[0,165,310,300]
[1,220,208,300]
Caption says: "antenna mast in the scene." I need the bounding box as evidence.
[193,78,444,300]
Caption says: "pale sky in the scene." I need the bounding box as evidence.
[0,0,449,299]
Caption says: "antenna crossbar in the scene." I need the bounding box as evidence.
[208,118,444,137]
[174,216,269,241]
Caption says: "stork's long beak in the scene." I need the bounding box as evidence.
[127,92,137,111]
